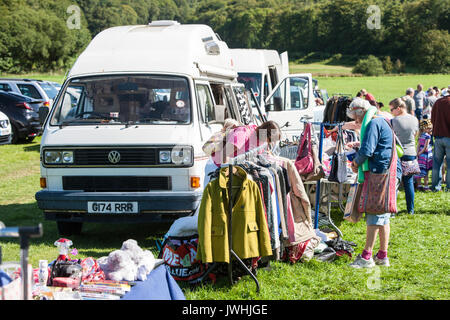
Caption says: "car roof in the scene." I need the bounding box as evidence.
[0,78,44,82]
[0,90,38,102]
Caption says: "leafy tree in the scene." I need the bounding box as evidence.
[352,55,385,76]
[412,29,450,73]
[382,56,393,74]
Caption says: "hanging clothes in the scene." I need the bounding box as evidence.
[257,153,320,248]
[282,160,320,246]
[197,166,272,264]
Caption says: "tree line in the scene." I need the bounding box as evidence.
[0,0,448,74]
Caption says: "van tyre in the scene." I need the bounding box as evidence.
[57,221,83,236]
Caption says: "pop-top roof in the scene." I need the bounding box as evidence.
[68,22,237,80]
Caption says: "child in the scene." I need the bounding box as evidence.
[416,120,433,191]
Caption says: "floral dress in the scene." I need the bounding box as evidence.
[417,132,433,177]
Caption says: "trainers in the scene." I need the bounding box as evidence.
[349,254,375,268]
[374,255,390,267]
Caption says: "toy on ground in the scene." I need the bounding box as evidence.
[98,239,156,282]
[54,238,73,262]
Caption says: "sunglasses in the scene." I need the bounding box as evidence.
[390,106,398,112]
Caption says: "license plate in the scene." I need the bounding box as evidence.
[87,202,138,214]
[0,129,10,135]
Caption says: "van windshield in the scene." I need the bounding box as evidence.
[50,75,191,126]
[237,73,262,104]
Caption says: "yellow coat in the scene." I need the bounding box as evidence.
[197,166,273,263]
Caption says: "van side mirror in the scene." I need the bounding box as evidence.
[38,106,50,125]
[274,97,283,111]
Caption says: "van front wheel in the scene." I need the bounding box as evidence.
[57,221,83,236]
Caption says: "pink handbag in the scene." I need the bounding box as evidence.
[295,123,314,176]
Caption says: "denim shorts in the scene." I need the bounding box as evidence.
[366,213,391,226]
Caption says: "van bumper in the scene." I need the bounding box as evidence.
[35,190,202,223]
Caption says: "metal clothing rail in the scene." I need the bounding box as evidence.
[299,120,345,231]
[223,143,270,293]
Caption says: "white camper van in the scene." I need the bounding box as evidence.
[232,49,326,141]
[35,21,255,235]
[231,49,287,106]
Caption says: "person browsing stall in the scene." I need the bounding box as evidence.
[390,98,419,214]
[347,98,401,268]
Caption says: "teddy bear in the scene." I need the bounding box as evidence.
[97,239,156,282]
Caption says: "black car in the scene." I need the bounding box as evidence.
[0,91,42,143]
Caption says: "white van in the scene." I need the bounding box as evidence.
[231,49,326,141]
[35,21,255,235]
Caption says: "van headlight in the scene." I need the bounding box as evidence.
[159,150,172,164]
[62,151,74,164]
[171,146,193,166]
[44,150,74,164]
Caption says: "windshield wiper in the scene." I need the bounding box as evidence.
[59,119,85,128]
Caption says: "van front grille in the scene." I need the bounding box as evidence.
[0,135,10,143]
[74,148,158,166]
[62,176,172,192]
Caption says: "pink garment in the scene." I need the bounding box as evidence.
[226,124,258,157]
[210,124,259,167]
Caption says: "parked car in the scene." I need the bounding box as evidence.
[48,81,62,91]
[0,91,42,143]
[36,80,60,101]
[0,78,54,107]
[0,110,12,145]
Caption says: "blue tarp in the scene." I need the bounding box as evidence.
[121,265,185,300]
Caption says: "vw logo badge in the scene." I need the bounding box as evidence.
[108,150,121,164]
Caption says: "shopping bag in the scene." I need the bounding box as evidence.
[328,126,347,183]
[295,123,314,175]
[159,234,209,283]
[343,179,363,223]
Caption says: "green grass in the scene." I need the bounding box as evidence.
[316,74,450,109]
[1,133,449,300]
[290,62,353,77]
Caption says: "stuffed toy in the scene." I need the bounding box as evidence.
[98,239,156,282]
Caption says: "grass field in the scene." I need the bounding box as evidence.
[0,70,449,300]
[289,62,353,77]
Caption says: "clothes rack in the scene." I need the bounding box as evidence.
[224,143,270,293]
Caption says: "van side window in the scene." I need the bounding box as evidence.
[268,67,278,89]
[266,77,309,112]
[224,87,237,119]
[196,84,215,123]
[263,74,269,100]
